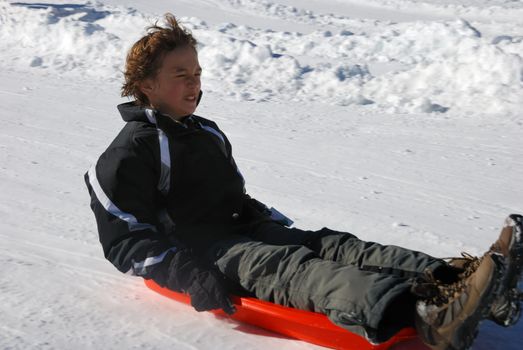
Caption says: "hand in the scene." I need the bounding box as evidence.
[166,249,236,315]
[187,269,236,315]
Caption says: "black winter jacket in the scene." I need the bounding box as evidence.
[84,98,289,282]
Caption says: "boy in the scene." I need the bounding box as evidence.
[84,14,522,349]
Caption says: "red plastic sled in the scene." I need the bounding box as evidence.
[144,279,422,349]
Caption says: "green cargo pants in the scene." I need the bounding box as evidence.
[203,220,446,343]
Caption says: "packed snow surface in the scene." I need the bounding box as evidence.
[0,0,522,349]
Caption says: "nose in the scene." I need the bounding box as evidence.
[186,75,200,88]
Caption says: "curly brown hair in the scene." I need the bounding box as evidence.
[121,13,198,106]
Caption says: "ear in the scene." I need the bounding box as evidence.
[138,78,156,98]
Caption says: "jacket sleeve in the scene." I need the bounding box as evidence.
[84,135,178,282]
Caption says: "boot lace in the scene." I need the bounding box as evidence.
[457,253,481,278]
[425,253,482,307]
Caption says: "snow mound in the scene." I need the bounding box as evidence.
[349,0,523,22]
[0,1,150,79]
[1,0,521,115]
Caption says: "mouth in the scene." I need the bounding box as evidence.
[184,94,198,102]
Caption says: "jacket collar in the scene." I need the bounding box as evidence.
[117,90,204,126]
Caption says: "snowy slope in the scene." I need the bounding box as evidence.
[0,0,522,349]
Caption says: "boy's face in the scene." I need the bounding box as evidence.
[141,46,202,119]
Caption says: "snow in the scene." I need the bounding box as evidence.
[0,0,522,349]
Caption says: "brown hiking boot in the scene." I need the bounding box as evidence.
[448,215,523,327]
[414,253,501,350]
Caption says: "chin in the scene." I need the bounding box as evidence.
[184,106,197,115]
[183,108,196,116]
[168,106,196,117]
